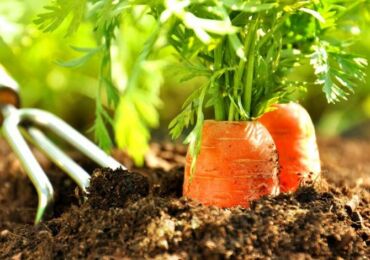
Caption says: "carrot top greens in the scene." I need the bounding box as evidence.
[36,0,368,164]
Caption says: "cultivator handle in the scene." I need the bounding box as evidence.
[0,66,20,124]
[0,66,125,224]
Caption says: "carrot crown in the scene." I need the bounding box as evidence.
[36,0,368,165]
[166,1,368,165]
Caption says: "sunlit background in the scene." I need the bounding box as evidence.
[1,0,369,144]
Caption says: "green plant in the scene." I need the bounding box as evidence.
[36,0,368,165]
[36,1,166,164]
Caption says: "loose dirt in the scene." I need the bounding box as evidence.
[0,138,369,259]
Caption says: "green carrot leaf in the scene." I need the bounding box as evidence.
[34,0,87,36]
[56,46,101,68]
[223,0,278,13]
[92,111,113,151]
[310,42,367,103]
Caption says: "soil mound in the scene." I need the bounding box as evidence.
[0,139,369,259]
[87,168,150,209]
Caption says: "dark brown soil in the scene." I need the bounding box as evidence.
[0,138,369,259]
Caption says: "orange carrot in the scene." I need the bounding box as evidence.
[259,102,321,192]
[183,120,279,208]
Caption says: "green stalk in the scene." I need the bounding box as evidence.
[226,70,235,121]
[214,41,226,120]
[228,59,244,121]
[125,24,160,94]
[256,13,288,50]
[214,86,225,120]
[243,20,258,118]
[228,29,253,121]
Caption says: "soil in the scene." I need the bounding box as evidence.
[0,138,369,259]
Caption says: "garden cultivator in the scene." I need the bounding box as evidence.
[0,67,124,224]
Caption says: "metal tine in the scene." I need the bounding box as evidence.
[0,68,125,224]
[2,105,54,224]
[26,127,91,192]
[18,108,125,171]
[2,104,125,224]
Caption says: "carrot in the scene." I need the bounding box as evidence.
[259,102,321,192]
[183,120,280,208]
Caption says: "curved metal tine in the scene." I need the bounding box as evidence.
[26,127,90,192]
[20,108,125,170]
[1,106,54,224]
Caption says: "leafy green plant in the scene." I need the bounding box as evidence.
[36,0,368,164]
[36,1,165,164]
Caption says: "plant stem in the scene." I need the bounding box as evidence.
[125,24,160,94]
[214,40,225,120]
[243,20,258,118]
[214,85,225,120]
[226,70,235,121]
[228,58,244,121]
[256,13,288,50]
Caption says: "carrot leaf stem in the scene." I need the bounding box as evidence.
[243,19,258,119]
[214,40,226,120]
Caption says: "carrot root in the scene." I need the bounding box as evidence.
[183,120,280,208]
[259,102,321,192]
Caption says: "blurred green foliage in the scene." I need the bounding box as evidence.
[302,4,370,136]
[0,0,99,130]
[0,0,369,158]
